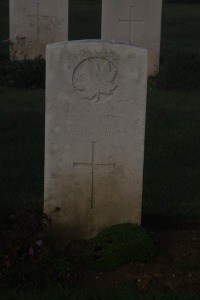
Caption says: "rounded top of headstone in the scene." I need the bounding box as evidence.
[46,39,148,54]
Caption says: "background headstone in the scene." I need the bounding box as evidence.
[44,40,148,239]
[101,0,163,76]
[9,0,68,59]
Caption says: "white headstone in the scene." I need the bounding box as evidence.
[9,0,68,59]
[44,40,148,239]
[101,0,162,76]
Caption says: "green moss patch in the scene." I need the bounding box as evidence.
[84,223,157,271]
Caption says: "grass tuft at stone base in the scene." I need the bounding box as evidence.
[84,223,157,272]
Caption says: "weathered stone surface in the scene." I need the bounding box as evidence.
[101,0,162,76]
[9,0,68,59]
[44,40,148,239]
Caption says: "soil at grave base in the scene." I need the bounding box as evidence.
[70,226,200,293]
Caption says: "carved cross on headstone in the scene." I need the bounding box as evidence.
[119,6,145,43]
[28,2,49,43]
[73,142,116,209]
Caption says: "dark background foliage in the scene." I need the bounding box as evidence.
[0,56,45,89]
[156,52,200,90]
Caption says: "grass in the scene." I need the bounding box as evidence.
[143,89,200,222]
[160,3,200,58]
[0,88,45,214]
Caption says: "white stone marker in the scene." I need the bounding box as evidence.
[101,0,162,76]
[9,0,68,59]
[44,40,148,239]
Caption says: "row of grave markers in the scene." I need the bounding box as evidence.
[10,0,162,239]
[10,0,162,76]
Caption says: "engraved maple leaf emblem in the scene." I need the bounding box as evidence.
[73,58,118,103]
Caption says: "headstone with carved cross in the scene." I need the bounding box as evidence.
[101,0,163,76]
[44,40,148,239]
[9,0,68,59]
